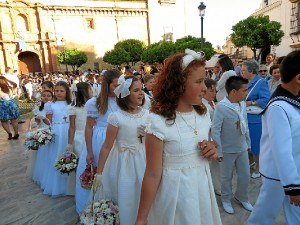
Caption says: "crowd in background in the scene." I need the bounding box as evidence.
[0,49,299,225]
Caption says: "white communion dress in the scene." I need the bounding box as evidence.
[66,105,87,195]
[75,97,118,214]
[147,110,222,225]
[102,108,149,225]
[41,101,70,196]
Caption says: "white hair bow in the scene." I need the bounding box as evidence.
[182,49,205,70]
[114,75,133,98]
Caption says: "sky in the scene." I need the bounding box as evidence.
[188,0,262,48]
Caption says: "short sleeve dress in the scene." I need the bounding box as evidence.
[75,97,118,214]
[147,110,222,225]
[41,101,70,196]
[102,108,149,225]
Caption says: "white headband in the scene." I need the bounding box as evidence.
[182,49,205,70]
[114,75,133,98]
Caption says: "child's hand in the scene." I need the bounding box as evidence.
[198,140,218,161]
[86,152,94,165]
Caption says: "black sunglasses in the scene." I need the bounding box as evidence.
[259,70,267,72]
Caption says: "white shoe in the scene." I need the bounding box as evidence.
[234,197,253,211]
[222,201,234,214]
[251,172,261,179]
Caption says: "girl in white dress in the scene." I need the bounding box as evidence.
[31,90,54,184]
[41,81,72,196]
[75,69,121,214]
[65,82,93,195]
[135,49,222,225]
[94,75,149,225]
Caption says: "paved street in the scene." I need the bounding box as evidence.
[0,118,285,225]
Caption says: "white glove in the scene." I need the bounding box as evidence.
[93,173,102,189]
[65,144,73,152]
[137,125,146,137]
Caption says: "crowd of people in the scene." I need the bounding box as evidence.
[0,49,299,225]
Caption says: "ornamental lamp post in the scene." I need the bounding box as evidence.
[61,38,68,72]
[198,2,206,52]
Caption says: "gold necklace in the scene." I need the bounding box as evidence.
[177,110,198,135]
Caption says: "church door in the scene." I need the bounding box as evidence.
[18,51,41,75]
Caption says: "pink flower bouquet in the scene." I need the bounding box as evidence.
[55,151,78,175]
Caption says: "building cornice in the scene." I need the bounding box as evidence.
[252,1,281,16]
[43,6,148,16]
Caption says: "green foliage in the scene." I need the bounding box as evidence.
[114,39,145,65]
[231,16,284,60]
[141,41,176,63]
[57,49,88,70]
[103,48,130,66]
[175,35,214,60]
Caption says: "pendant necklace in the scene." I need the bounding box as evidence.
[177,110,198,135]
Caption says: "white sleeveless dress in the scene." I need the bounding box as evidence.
[102,108,149,225]
[147,110,222,225]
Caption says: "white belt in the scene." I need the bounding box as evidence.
[163,152,207,170]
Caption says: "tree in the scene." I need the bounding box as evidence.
[141,41,176,63]
[231,16,284,60]
[57,48,88,71]
[175,35,215,60]
[103,48,130,66]
[114,39,145,65]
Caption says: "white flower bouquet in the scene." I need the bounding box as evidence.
[55,151,78,175]
[80,199,120,225]
[24,128,55,150]
[24,117,55,151]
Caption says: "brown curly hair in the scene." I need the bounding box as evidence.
[151,52,207,124]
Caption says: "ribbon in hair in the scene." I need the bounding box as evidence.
[182,49,205,70]
[114,75,133,98]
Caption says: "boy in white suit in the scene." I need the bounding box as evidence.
[248,50,300,225]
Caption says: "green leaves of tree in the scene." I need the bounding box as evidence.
[57,49,88,70]
[231,16,284,60]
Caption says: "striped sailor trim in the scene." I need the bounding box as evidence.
[283,184,300,196]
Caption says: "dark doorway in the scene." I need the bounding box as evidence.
[260,46,271,64]
[18,51,41,74]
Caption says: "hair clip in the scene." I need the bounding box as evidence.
[182,49,205,70]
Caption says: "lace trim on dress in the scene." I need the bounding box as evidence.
[118,107,146,118]
[145,129,164,141]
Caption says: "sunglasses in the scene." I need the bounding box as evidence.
[259,70,267,72]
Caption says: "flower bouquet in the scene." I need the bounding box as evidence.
[80,164,97,190]
[80,199,120,225]
[24,127,55,150]
[55,151,78,175]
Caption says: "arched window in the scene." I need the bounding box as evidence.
[16,14,29,32]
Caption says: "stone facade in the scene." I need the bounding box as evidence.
[0,0,194,74]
